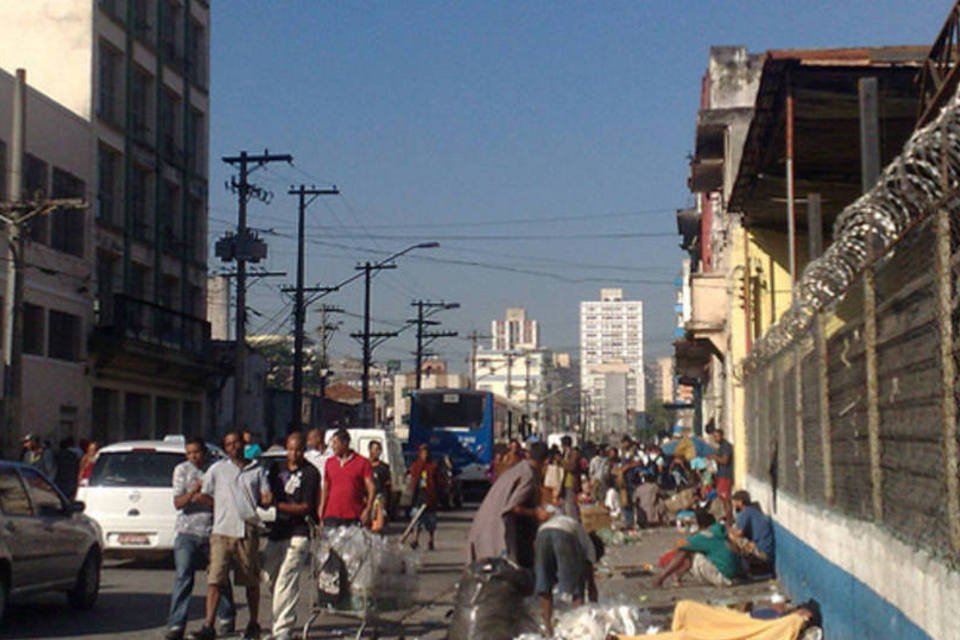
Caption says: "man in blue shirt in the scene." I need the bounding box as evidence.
[730,490,775,575]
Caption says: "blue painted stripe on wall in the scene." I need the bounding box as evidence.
[774,522,932,640]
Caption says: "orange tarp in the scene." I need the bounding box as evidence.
[617,600,806,640]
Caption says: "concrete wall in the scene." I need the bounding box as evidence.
[746,475,953,640]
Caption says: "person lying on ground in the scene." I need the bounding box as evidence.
[534,504,604,636]
[654,511,741,588]
[728,490,775,575]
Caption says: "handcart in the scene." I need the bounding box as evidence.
[302,520,421,640]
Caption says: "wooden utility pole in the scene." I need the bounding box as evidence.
[219,150,292,430]
[350,262,399,427]
[409,300,458,389]
[284,184,337,432]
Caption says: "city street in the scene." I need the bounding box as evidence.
[0,509,473,640]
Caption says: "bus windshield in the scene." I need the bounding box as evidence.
[416,392,485,429]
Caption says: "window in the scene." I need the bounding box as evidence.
[20,468,65,515]
[96,251,117,324]
[187,18,206,88]
[50,168,86,257]
[160,0,181,60]
[131,67,152,143]
[98,0,124,21]
[23,303,44,356]
[131,0,153,44]
[188,108,205,173]
[131,165,152,241]
[189,196,204,261]
[48,310,82,361]
[97,145,120,224]
[161,180,181,251]
[0,468,32,516]
[131,263,149,300]
[88,451,183,488]
[23,152,48,244]
[160,89,180,161]
[97,42,122,126]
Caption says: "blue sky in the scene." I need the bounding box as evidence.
[208,0,946,369]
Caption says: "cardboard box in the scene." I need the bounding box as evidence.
[580,504,613,533]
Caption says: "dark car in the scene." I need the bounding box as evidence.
[0,461,102,620]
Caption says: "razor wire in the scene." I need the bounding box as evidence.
[743,83,960,372]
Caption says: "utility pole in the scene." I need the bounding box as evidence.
[466,330,492,389]
[316,304,343,407]
[218,149,292,431]
[1,69,86,445]
[350,262,399,427]
[283,184,338,432]
[409,300,459,389]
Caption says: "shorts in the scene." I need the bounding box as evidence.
[415,508,437,533]
[690,553,732,587]
[209,525,260,588]
[534,528,586,599]
[716,477,732,500]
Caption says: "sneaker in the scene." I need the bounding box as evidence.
[215,619,236,635]
[242,622,262,640]
[164,629,184,640]
[187,627,215,640]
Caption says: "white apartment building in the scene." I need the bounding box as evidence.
[580,288,644,435]
[645,356,675,405]
[491,306,539,351]
[0,68,94,450]
[0,0,213,442]
[475,348,564,431]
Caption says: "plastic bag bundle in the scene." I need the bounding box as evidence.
[446,557,539,640]
[553,601,649,640]
[314,526,419,611]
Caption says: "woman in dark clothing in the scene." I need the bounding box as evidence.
[407,444,442,550]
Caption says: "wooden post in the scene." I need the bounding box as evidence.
[816,315,834,504]
[859,78,883,522]
[795,346,805,499]
[936,128,960,551]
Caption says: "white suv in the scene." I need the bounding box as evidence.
[75,437,222,558]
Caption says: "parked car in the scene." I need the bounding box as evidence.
[75,437,223,558]
[0,460,102,619]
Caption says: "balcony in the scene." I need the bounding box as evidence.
[91,295,213,385]
[685,272,727,353]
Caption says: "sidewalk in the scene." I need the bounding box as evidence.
[595,527,784,630]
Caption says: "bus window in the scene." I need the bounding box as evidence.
[417,392,484,429]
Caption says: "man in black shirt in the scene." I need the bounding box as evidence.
[368,440,392,527]
[262,432,319,640]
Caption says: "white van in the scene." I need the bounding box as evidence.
[547,431,579,451]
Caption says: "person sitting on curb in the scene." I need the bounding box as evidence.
[728,490,775,576]
[654,511,741,588]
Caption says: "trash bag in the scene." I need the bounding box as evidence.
[447,557,539,640]
[553,601,648,640]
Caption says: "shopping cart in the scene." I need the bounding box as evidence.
[301,518,422,640]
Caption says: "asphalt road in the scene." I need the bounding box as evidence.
[0,507,475,640]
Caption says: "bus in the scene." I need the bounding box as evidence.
[407,388,524,491]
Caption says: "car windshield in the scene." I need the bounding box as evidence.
[88,451,183,488]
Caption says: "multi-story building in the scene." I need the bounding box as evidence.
[0,0,213,441]
[579,288,644,435]
[645,356,675,406]
[491,306,539,351]
[474,348,562,432]
[0,68,94,451]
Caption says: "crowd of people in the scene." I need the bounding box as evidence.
[18,433,99,499]
[468,426,776,634]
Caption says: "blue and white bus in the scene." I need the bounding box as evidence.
[407,389,523,491]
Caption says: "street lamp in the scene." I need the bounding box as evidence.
[357,241,440,426]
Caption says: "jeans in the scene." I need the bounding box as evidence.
[167,532,236,631]
[262,535,311,637]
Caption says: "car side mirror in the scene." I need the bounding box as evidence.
[71,500,86,514]
[38,504,66,517]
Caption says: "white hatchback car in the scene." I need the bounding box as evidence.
[75,437,223,558]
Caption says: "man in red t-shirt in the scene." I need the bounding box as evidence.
[318,429,376,527]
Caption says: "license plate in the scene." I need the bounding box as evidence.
[117,533,149,546]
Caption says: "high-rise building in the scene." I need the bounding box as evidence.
[0,0,213,441]
[491,307,539,351]
[580,288,644,434]
[645,356,675,405]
